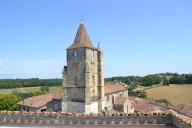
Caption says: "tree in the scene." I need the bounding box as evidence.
[162,76,169,86]
[128,82,138,96]
[169,75,186,84]
[185,74,192,84]
[0,94,21,111]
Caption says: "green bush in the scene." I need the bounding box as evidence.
[0,94,21,111]
[136,91,147,98]
[155,99,170,104]
[40,86,49,92]
[129,90,147,98]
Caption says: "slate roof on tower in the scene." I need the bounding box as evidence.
[68,22,95,49]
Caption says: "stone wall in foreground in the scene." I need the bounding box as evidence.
[0,110,191,128]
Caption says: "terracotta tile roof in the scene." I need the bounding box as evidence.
[169,104,192,118]
[129,97,166,113]
[68,22,95,49]
[104,82,128,95]
[0,110,169,118]
[17,93,62,108]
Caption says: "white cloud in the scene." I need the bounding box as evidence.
[0,59,63,79]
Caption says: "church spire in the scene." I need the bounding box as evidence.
[67,22,95,49]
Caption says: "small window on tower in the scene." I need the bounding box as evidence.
[91,51,94,59]
[74,76,78,86]
[73,50,78,57]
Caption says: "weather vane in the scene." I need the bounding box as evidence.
[81,14,84,23]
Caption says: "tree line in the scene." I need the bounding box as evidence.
[105,73,192,86]
[0,78,62,89]
[0,73,191,89]
[169,74,192,84]
[106,75,162,86]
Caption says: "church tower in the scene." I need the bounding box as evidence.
[62,22,105,113]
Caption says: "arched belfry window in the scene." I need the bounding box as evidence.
[73,50,78,57]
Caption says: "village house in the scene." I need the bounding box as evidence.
[17,93,62,112]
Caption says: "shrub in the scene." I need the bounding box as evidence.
[137,91,147,98]
[155,99,170,105]
[129,90,147,98]
[40,86,49,92]
[0,94,21,111]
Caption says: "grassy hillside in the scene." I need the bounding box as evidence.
[145,84,192,106]
[0,86,62,94]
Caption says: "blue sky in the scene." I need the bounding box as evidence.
[0,0,192,78]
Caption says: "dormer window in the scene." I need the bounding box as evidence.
[73,50,78,57]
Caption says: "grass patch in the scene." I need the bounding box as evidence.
[0,86,62,94]
[145,84,192,106]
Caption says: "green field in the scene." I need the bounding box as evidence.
[145,84,192,106]
[0,86,63,94]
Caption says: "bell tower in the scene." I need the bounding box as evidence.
[62,22,105,113]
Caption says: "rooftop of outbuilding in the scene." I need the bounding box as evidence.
[104,82,128,95]
[17,93,62,108]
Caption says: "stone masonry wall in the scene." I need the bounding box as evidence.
[0,110,191,127]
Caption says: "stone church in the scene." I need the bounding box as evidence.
[17,22,134,114]
[62,22,133,113]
